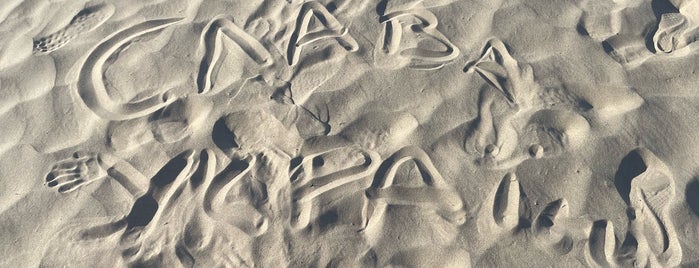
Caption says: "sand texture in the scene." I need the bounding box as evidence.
[1,0,699,267]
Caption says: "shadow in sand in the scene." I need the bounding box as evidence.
[614,150,648,205]
[686,180,699,217]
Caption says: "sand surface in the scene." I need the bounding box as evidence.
[1,0,699,267]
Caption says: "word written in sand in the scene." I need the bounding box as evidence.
[210,1,461,69]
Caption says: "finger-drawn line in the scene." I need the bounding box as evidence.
[78,18,183,120]
[197,16,272,94]
[287,1,358,66]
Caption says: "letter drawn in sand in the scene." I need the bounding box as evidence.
[585,220,618,267]
[491,172,521,230]
[362,146,465,233]
[198,16,272,94]
[464,38,534,105]
[375,8,460,70]
[77,18,183,120]
[531,198,574,255]
[287,1,359,66]
[289,147,381,230]
[202,153,269,236]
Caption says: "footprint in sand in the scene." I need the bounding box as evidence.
[46,147,272,240]
[602,35,655,68]
[387,246,472,268]
[651,0,699,55]
[33,3,115,54]
[46,150,202,265]
[220,109,304,156]
[338,111,419,155]
[525,109,590,157]
[463,39,595,172]
[581,0,699,65]
[107,119,153,152]
[45,149,150,196]
[577,0,623,42]
[613,148,682,267]
[143,97,212,144]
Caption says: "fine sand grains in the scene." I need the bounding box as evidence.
[1,0,699,267]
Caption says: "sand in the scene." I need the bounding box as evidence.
[1,0,698,267]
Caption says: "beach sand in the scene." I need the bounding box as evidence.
[1,0,698,267]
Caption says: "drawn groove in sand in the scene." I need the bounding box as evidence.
[289,147,381,229]
[585,220,618,267]
[77,17,183,120]
[199,150,269,238]
[107,149,262,266]
[464,38,525,104]
[376,8,460,69]
[287,1,358,66]
[33,4,115,54]
[461,38,548,167]
[198,16,272,94]
[202,154,268,236]
[492,172,520,230]
[532,198,573,255]
[123,149,198,240]
[533,198,568,234]
[614,148,682,267]
[687,180,699,216]
[115,150,252,265]
[363,146,466,231]
[381,10,460,61]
